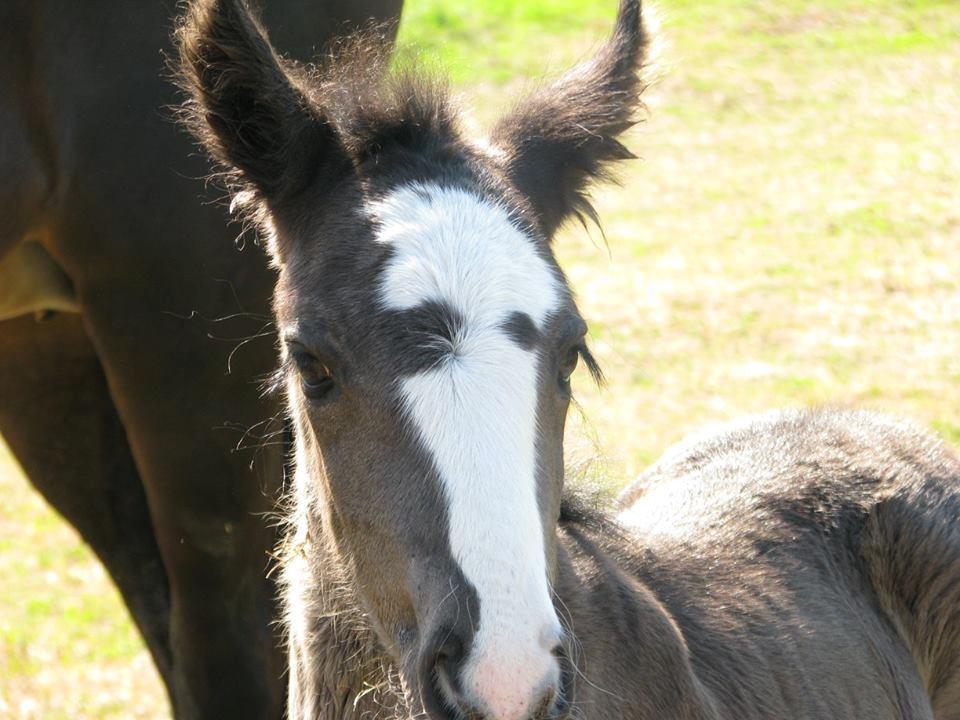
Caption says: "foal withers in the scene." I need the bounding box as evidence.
[176,0,645,718]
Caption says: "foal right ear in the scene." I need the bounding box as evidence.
[176,0,351,206]
[491,0,648,239]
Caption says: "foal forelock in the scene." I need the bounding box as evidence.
[372,181,563,672]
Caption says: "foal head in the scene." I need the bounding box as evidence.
[178,1,646,717]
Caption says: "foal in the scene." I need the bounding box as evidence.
[177,1,960,719]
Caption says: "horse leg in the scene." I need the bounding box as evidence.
[80,305,287,719]
[0,313,173,690]
[0,55,173,680]
[65,246,288,720]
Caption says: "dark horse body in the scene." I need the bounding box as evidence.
[0,1,401,717]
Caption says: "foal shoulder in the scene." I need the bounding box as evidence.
[613,408,960,717]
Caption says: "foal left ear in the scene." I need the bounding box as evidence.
[175,0,352,209]
[491,0,648,239]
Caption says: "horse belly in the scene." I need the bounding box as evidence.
[0,240,78,321]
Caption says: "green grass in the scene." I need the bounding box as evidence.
[0,440,165,719]
[3,0,959,716]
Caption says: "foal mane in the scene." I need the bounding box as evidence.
[309,34,461,162]
[559,489,619,533]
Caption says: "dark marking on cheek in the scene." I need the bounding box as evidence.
[502,311,539,350]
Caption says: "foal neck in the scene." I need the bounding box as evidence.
[552,518,720,720]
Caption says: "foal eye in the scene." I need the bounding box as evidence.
[300,364,336,400]
[558,346,580,387]
[289,347,337,402]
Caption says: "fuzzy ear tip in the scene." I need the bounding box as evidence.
[176,0,257,58]
[616,0,648,57]
[622,0,643,24]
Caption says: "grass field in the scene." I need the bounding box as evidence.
[2,0,958,716]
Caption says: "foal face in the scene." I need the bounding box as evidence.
[177,0,645,716]
[275,178,585,718]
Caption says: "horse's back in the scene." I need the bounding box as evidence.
[619,408,960,718]
[619,408,959,531]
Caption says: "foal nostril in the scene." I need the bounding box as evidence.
[433,631,467,681]
[532,684,558,719]
[419,629,472,719]
[421,624,567,720]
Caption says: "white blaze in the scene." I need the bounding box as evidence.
[373,183,562,719]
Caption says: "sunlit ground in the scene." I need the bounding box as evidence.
[2,0,958,716]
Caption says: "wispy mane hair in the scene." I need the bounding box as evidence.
[312,35,461,162]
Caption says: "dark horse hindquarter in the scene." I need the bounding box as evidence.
[616,409,960,720]
[0,1,401,718]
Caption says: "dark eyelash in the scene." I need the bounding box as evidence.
[577,343,605,386]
